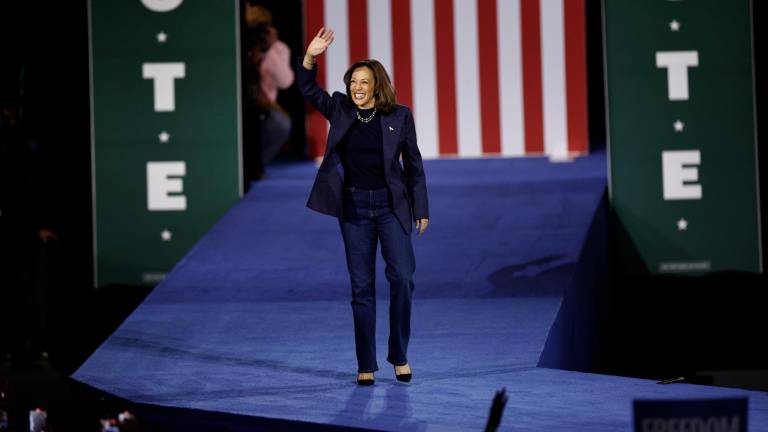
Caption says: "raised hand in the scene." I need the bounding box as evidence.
[484,388,508,432]
[304,27,334,66]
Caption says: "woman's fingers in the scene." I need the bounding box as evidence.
[417,219,429,236]
[306,28,334,57]
[307,28,333,55]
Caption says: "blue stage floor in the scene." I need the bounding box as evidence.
[73,155,768,431]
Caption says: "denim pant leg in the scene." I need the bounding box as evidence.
[377,212,416,366]
[339,196,380,373]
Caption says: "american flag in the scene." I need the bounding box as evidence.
[303,0,588,159]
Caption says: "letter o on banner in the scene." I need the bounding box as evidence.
[140,0,184,13]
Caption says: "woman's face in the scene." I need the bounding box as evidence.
[349,67,375,109]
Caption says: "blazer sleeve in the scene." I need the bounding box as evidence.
[402,108,430,221]
[295,56,335,120]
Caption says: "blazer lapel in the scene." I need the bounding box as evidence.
[380,111,399,163]
[326,108,356,155]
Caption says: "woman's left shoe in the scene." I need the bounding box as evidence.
[357,372,375,386]
[394,364,412,383]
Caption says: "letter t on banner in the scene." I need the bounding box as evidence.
[142,63,186,112]
[655,51,698,101]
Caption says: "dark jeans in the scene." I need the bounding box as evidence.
[339,187,416,373]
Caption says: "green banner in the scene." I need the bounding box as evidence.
[90,0,241,286]
[604,0,761,274]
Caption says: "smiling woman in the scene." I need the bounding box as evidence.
[342,59,396,113]
[348,68,374,108]
[298,27,430,387]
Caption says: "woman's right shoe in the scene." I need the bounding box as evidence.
[357,372,375,386]
[394,364,412,383]
[395,373,412,383]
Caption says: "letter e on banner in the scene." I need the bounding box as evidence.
[662,150,702,200]
[147,161,187,210]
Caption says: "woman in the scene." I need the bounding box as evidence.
[298,28,429,385]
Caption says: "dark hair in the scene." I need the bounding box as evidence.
[343,60,396,114]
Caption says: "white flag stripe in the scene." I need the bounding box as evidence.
[325,0,349,96]
[411,0,439,158]
[498,0,525,156]
[367,0,393,80]
[453,0,483,157]
[540,0,568,157]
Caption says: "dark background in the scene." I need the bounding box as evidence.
[0,0,766,429]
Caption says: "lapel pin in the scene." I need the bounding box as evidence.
[388,126,395,132]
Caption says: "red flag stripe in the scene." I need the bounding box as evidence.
[520,0,544,154]
[434,0,458,155]
[347,0,368,64]
[391,0,413,109]
[304,0,327,158]
[564,0,588,154]
[477,0,501,154]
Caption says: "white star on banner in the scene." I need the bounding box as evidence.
[677,218,688,231]
[673,120,685,132]
[161,229,173,241]
[159,131,170,143]
[157,32,168,43]
[669,20,681,32]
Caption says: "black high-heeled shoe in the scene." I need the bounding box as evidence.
[394,365,412,383]
[357,374,375,386]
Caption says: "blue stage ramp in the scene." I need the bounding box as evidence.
[73,155,768,431]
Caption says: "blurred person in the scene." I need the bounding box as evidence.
[100,418,120,432]
[0,381,8,430]
[28,408,46,432]
[242,2,294,184]
[299,28,429,385]
[100,410,142,432]
[1,81,58,371]
[117,410,142,432]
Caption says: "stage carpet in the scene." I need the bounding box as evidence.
[73,155,768,431]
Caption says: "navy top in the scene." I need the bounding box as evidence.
[339,107,387,190]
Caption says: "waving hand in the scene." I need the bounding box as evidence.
[303,27,334,69]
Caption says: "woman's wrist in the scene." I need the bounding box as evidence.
[303,53,316,69]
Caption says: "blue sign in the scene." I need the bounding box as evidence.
[634,398,747,432]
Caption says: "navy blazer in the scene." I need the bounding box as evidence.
[297,60,429,234]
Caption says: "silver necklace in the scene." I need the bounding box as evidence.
[356,108,377,123]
